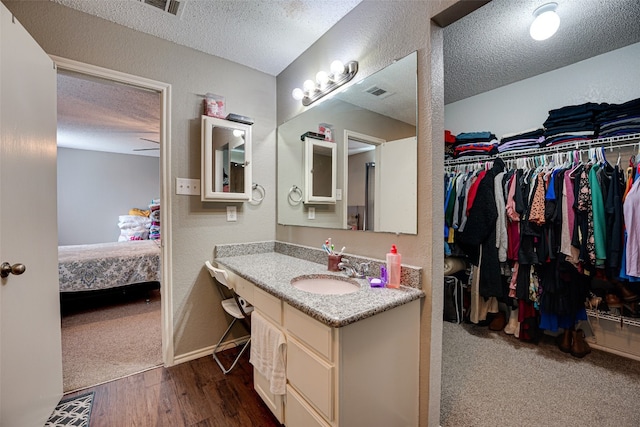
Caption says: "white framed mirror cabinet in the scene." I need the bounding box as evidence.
[201,115,252,202]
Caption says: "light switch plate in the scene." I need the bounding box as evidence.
[176,178,200,195]
[227,206,237,222]
[308,207,315,220]
[336,189,342,201]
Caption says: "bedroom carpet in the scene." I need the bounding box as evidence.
[61,289,162,393]
[441,321,640,426]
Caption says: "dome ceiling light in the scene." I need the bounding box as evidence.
[530,2,560,41]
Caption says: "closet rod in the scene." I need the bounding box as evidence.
[444,132,640,167]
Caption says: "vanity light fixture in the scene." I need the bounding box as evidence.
[291,60,359,106]
[530,2,560,41]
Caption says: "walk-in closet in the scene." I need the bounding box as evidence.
[439,1,640,425]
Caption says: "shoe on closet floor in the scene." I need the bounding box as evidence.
[570,329,591,358]
[605,293,623,310]
[503,308,519,335]
[557,328,573,353]
[585,292,602,310]
[623,302,640,318]
[616,282,639,303]
[488,311,506,331]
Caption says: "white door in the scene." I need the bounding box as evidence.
[375,136,418,234]
[0,4,63,426]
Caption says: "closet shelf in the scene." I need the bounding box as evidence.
[444,132,640,167]
[586,309,640,328]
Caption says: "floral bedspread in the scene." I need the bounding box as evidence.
[58,240,161,292]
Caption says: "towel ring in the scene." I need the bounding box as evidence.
[251,183,265,203]
[288,185,303,205]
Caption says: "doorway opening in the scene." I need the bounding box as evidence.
[53,57,172,392]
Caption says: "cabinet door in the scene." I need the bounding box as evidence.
[286,386,332,427]
[253,287,283,325]
[284,303,333,360]
[201,115,252,201]
[254,368,284,423]
[287,337,334,421]
[304,137,336,204]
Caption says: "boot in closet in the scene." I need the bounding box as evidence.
[503,307,519,335]
[571,329,592,358]
[558,327,573,353]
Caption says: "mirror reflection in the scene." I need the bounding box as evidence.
[304,137,337,204]
[201,116,252,201]
[211,126,246,193]
[277,51,417,233]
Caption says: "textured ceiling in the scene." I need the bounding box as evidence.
[52,0,363,76]
[57,70,161,157]
[55,0,640,156]
[444,0,640,104]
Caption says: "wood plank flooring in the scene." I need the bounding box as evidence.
[64,349,282,427]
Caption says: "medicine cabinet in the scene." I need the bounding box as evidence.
[304,137,336,204]
[201,115,252,202]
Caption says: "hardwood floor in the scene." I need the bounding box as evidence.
[64,349,282,427]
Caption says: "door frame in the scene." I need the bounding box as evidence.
[51,55,175,366]
[342,130,386,230]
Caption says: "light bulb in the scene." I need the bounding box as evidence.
[530,3,560,41]
[233,129,244,138]
[292,87,304,100]
[316,71,329,88]
[330,60,345,76]
[303,79,316,93]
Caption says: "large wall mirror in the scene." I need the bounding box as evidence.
[277,51,417,234]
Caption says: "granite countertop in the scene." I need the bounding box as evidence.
[215,251,424,328]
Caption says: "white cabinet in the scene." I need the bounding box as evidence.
[221,268,420,427]
[304,137,336,204]
[282,299,420,427]
[201,115,252,202]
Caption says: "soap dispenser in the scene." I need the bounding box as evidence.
[386,244,401,288]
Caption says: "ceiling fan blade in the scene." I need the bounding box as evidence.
[133,147,160,151]
[139,137,160,144]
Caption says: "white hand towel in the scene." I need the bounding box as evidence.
[249,311,287,395]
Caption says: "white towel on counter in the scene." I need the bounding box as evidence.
[249,311,287,395]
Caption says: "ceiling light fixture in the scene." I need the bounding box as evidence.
[530,2,560,41]
[291,60,359,106]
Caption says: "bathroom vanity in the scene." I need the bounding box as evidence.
[215,243,423,427]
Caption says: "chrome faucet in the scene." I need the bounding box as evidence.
[338,258,371,278]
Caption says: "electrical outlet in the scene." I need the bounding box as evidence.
[176,178,200,195]
[308,207,315,220]
[226,206,237,222]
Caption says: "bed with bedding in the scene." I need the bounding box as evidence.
[58,239,161,293]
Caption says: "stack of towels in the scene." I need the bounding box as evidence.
[149,198,161,240]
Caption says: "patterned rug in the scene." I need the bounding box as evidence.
[45,392,94,427]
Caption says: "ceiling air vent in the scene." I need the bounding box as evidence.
[138,0,186,17]
[365,85,394,100]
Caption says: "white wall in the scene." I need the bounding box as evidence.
[57,148,160,245]
[445,42,640,136]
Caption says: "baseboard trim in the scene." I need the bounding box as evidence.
[172,335,250,365]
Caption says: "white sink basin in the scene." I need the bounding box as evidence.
[291,275,360,295]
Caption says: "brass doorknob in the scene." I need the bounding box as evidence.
[1,262,26,278]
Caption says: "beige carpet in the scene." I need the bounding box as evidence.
[61,289,163,393]
[441,321,640,426]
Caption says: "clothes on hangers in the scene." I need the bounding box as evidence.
[444,144,640,333]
